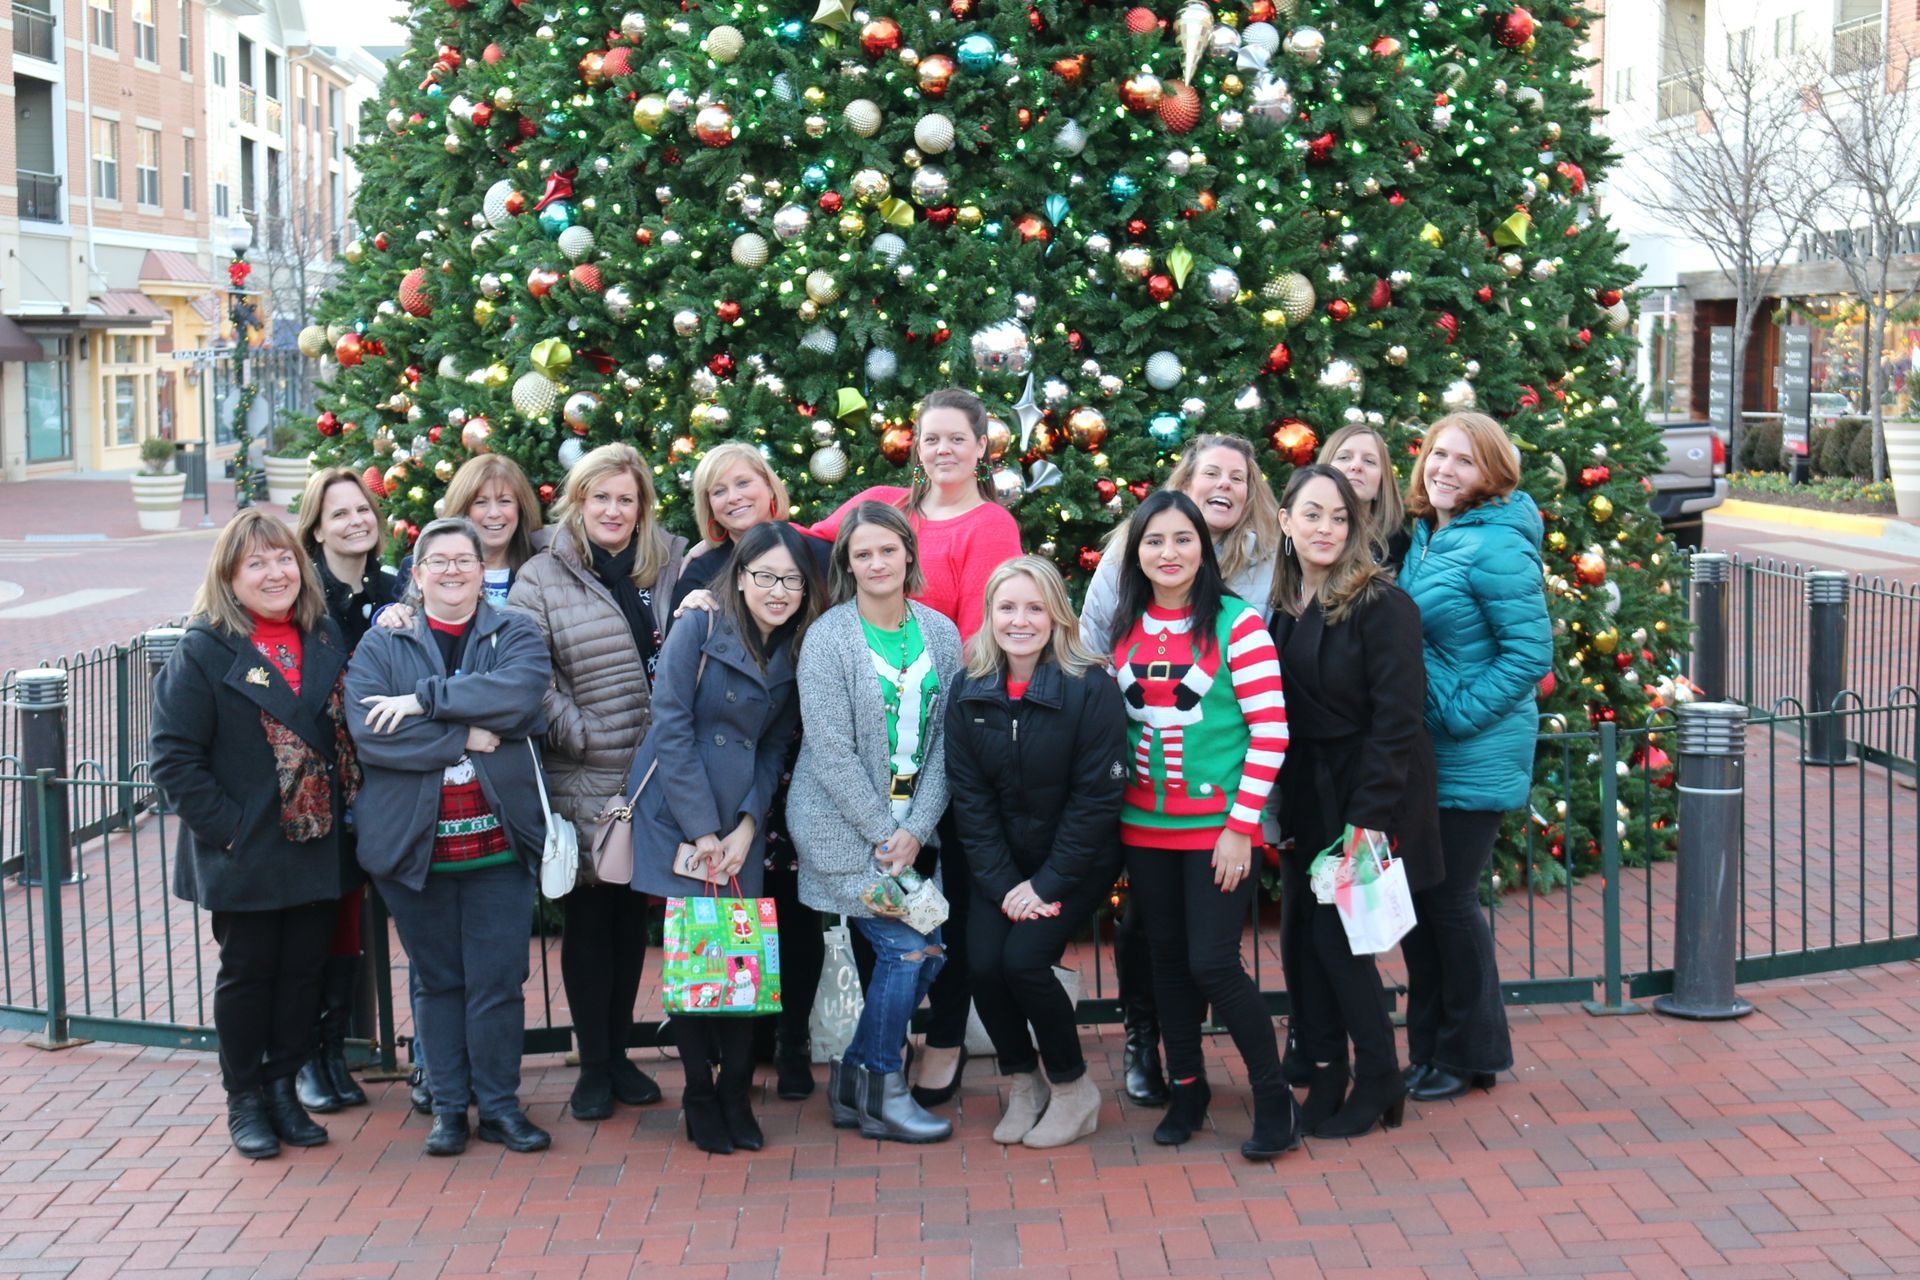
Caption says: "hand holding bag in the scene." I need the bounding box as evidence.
[859,862,950,935]
[1312,826,1417,956]
[584,650,708,886]
[530,739,579,899]
[662,879,783,1016]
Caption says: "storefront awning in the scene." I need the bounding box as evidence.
[0,313,48,362]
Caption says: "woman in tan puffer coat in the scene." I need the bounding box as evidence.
[508,443,684,1123]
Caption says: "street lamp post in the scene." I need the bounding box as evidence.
[226,218,260,507]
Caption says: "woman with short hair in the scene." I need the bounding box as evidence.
[346,518,554,1156]
[151,510,363,1159]
[509,442,686,1122]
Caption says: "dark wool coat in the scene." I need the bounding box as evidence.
[151,617,363,912]
[1269,585,1444,893]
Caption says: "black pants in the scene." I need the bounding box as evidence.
[1113,884,1158,1027]
[1278,854,1398,1083]
[1124,845,1282,1089]
[755,858,825,1056]
[1401,809,1514,1075]
[850,820,972,1048]
[561,881,650,1068]
[209,901,337,1094]
[673,1014,754,1095]
[967,879,1105,1083]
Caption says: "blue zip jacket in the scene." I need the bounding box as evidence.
[1398,491,1554,812]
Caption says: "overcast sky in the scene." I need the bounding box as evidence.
[308,0,410,52]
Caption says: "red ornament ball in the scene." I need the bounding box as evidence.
[1128,480,1151,501]
[482,43,503,63]
[1369,279,1392,310]
[1495,6,1536,47]
[526,267,562,298]
[1269,418,1318,466]
[601,47,632,77]
[1157,80,1202,134]
[708,352,736,379]
[919,54,956,95]
[1027,6,1046,32]
[819,191,844,213]
[1307,132,1337,163]
[1263,341,1292,375]
[316,411,340,436]
[1146,273,1175,302]
[1327,298,1353,322]
[1124,6,1159,35]
[1096,478,1118,502]
[569,263,603,292]
[335,333,365,366]
[1077,546,1102,573]
[469,103,493,129]
[859,17,901,56]
[1536,672,1556,701]
[717,300,742,323]
[1119,74,1165,112]
[879,424,915,464]
[1016,213,1051,243]
[1476,285,1495,304]
[362,466,387,497]
[538,483,557,504]
[927,205,958,228]
[398,267,433,315]
[1050,53,1088,84]
[1126,217,1149,239]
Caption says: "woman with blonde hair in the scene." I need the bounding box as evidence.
[672,443,795,599]
[1317,424,1411,570]
[1076,431,1281,1108]
[944,556,1129,1148]
[1396,412,1552,1104]
[151,510,362,1158]
[509,442,686,1121]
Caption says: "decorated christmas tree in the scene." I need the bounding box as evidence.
[291,0,1687,887]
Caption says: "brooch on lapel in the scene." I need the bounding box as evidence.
[246,667,271,687]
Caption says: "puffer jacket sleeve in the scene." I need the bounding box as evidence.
[1028,671,1129,904]
[796,618,897,848]
[944,684,1022,903]
[506,557,591,758]
[1076,552,1124,659]
[1427,523,1553,740]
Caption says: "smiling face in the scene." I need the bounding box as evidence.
[1183,445,1251,537]
[1421,425,1483,517]
[313,479,378,559]
[917,405,985,492]
[847,522,910,603]
[1329,433,1386,504]
[233,539,303,621]
[1138,507,1204,598]
[738,544,804,635]
[412,531,483,618]
[581,470,642,551]
[709,460,775,539]
[990,572,1053,667]
[464,480,520,559]
[1281,475,1352,572]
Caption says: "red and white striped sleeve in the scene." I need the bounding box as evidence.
[1224,607,1288,836]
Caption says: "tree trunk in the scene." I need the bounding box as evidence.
[1868,304,1888,482]
[1728,296,1750,467]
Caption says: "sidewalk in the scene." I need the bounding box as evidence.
[0,961,1916,1278]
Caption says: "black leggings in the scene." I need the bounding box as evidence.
[1402,809,1513,1075]
[672,1014,755,1096]
[561,882,650,1068]
[756,858,825,1055]
[966,880,1106,1082]
[1124,844,1282,1089]
[1278,853,1398,1082]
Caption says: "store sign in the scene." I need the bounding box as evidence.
[1708,326,1735,433]
[1798,222,1920,263]
[1780,326,1811,449]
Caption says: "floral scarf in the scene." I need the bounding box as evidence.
[260,672,362,842]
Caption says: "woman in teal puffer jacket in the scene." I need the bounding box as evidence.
[1395,412,1553,1105]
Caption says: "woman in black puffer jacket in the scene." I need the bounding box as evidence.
[944,556,1130,1150]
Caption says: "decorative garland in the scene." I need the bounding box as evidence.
[228,257,259,504]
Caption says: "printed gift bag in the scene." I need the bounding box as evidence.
[662,889,782,1016]
[1308,826,1418,956]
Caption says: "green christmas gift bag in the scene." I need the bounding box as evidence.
[662,888,782,1016]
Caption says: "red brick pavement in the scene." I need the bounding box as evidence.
[1,960,1918,1279]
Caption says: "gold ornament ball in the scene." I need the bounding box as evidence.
[562,390,601,432]
[805,269,841,304]
[1592,628,1620,655]
[1265,272,1316,324]
[1261,308,1287,327]
[342,239,365,264]
[1223,74,1244,95]
[1386,344,1409,365]
[956,205,983,228]
[1115,246,1153,280]
[1546,529,1569,553]
[493,86,516,110]
[633,95,669,134]
[844,98,883,137]
[472,298,496,326]
[985,415,1011,461]
[804,114,828,138]
[297,325,329,358]
[731,232,770,268]
[850,168,891,205]
[838,211,867,236]
[1066,405,1109,451]
[798,300,820,322]
[1589,494,1615,522]
[802,86,828,108]
[434,459,455,483]
[482,363,510,388]
[809,444,850,484]
[706,24,745,62]
[459,417,492,452]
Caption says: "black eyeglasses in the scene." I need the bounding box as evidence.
[746,570,806,592]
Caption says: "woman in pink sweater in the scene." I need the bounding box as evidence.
[806,387,1023,1105]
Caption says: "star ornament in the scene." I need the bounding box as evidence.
[1012,373,1045,449]
[812,0,854,30]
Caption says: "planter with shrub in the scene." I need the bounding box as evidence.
[130,437,187,532]
[262,423,313,507]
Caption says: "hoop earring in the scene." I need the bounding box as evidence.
[769,499,780,520]
[1284,535,1295,558]
[708,519,728,544]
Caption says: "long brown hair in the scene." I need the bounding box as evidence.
[193,509,327,636]
[1104,433,1280,584]
[293,466,386,563]
[1317,423,1406,564]
[1404,412,1522,523]
[442,453,543,570]
[902,388,996,515]
[552,443,676,587]
[828,501,926,604]
[1275,465,1384,626]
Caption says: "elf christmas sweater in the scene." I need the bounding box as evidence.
[1112,598,1288,850]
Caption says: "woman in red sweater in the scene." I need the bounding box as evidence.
[806,387,1023,1105]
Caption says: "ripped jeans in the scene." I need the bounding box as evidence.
[844,916,946,1075]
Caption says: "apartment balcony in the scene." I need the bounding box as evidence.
[1832,13,1881,77]
[1657,68,1704,121]
[11,2,56,60]
[265,98,284,134]
[17,170,61,222]
[239,85,257,126]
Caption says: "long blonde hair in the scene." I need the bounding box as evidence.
[1405,412,1522,523]
[1104,433,1280,584]
[1317,423,1406,564]
[690,442,791,544]
[552,443,675,587]
[1274,465,1385,626]
[964,556,1097,679]
[193,509,327,636]
[443,453,543,571]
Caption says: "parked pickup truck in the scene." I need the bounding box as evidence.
[1648,420,1728,550]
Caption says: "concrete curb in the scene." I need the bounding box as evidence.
[1717,498,1920,544]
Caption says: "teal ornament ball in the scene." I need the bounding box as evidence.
[1148,412,1185,447]
[982,221,1004,241]
[775,17,805,43]
[537,200,576,236]
[956,33,998,71]
[1108,174,1139,203]
[1044,194,1070,225]
[802,164,830,191]
[541,111,567,139]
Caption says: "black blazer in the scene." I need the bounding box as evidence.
[150,617,363,912]
[1269,584,1442,893]
[944,659,1131,904]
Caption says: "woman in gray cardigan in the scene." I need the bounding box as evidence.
[627,522,822,1155]
[345,518,553,1158]
[787,503,964,1144]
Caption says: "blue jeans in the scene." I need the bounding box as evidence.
[379,862,536,1120]
[844,916,945,1075]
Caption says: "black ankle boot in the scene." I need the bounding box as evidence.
[610,1057,663,1106]
[262,1076,328,1147]
[409,1065,433,1115]
[294,1055,343,1114]
[1409,1068,1497,1102]
[682,1064,733,1155]
[570,1064,614,1121]
[1122,1021,1170,1107]
[1298,1062,1349,1133]
[774,1029,815,1100]
[1242,1085,1302,1161]
[319,957,368,1106]
[1152,1078,1211,1146]
[717,1062,764,1151]
[1279,1025,1315,1088]
[1315,1074,1408,1139]
[226,1089,280,1159]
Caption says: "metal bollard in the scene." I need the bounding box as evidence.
[1653,702,1754,1020]
[13,670,76,886]
[1689,553,1731,702]
[1803,570,1853,766]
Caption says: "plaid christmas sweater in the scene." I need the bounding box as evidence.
[1112,598,1288,850]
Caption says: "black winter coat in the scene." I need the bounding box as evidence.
[943,659,1131,904]
[1269,584,1443,893]
[313,555,401,652]
[151,618,363,912]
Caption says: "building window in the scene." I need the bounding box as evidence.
[132,0,156,61]
[93,119,119,202]
[1774,13,1800,56]
[212,50,226,85]
[1727,27,1753,71]
[90,0,115,50]
[329,87,343,157]
[1613,66,1634,103]
[101,335,154,449]
[137,127,161,206]
[215,181,229,218]
[25,337,71,464]
[178,0,190,70]
[182,138,195,211]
